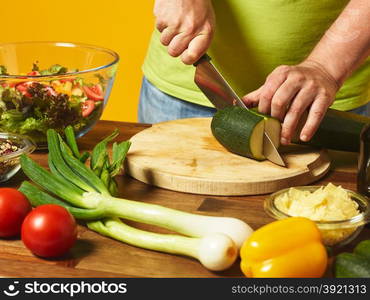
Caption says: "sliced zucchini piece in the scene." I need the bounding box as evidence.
[211,106,266,160]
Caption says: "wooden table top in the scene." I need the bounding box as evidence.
[0,120,369,278]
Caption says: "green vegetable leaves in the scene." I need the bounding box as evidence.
[0,113,48,136]
[20,125,131,208]
[1,63,69,76]
[65,125,89,161]
[0,65,8,75]
[110,141,131,177]
[20,154,86,207]
[90,129,119,175]
[335,239,370,278]
[354,240,370,261]
[89,129,131,196]
[1,86,23,109]
[39,64,68,76]
[0,81,82,142]
[0,63,104,144]
[19,181,104,220]
[32,63,40,72]
[29,83,81,129]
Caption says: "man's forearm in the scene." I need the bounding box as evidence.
[306,0,370,86]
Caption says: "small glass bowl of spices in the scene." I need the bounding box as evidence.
[0,133,36,182]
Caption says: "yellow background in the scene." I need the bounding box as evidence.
[1,0,154,122]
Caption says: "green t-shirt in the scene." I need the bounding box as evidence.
[143,0,370,111]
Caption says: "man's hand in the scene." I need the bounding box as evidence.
[243,61,339,145]
[243,0,369,146]
[154,0,215,64]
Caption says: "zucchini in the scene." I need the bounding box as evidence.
[297,109,370,152]
[335,239,370,278]
[213,107,370,160]
[256,112,281,148]
[211,106,280,160]
[354,240,370,260]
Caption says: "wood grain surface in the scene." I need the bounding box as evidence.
[0,120,368,278]
[126,118,331,195]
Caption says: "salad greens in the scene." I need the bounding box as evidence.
[0,66,8,75]
[39,64,69,76]
[0,63,106,145]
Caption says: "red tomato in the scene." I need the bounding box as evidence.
[27,71,40,76]
[82,100,95,117]
[83,84,104,101]
[60,78,75,83]
[16,82,33,98]
[0,188,31,238]
[1,82,17,88]
[21,204,77,258]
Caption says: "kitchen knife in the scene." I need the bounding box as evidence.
[194,54,286,167]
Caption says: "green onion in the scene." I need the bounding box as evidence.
[58,135,110,195]
[20,155,88,208]
[47,130,97,193]
[21,152,252,248]
[64,125,90,162]
[65,126,82,159]
[19,127,254,270]
[19,180,237,271]
[109,141,131,177]
[87,128,129,196]
[88,218,238,271]
[79,152,90,163]
[90,129,119,176]
[19,181,104,220]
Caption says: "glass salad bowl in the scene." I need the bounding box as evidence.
[264,186,370,248]
[0,132,36,182]
[0,41,119,148]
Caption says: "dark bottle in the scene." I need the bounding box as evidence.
[357,124,370,197]
[358,124,370,229]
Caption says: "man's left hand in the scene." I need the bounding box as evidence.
[243,60,339,145]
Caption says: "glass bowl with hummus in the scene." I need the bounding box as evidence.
[264,183,370,247]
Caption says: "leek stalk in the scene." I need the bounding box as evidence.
[19,126,253,270]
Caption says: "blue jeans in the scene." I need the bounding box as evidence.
[138,77,216,123]
[138,77,369,123]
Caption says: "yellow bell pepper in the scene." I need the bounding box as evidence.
[240,217,327,278]
[52,80,73,96]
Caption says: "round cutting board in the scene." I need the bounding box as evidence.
[126,118,331,195]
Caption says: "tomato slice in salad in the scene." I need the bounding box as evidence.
[27,71,40,76]
[82,100,95,117]
[83,84,104,101]
[59,78,75,83]
[16,82,33,98]
[16,81,58,98]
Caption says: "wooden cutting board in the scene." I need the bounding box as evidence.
[126,118,331,195]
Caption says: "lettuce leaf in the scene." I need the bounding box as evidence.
[39,64,68,75]
[0,65,8,75]
[0,112,47,135]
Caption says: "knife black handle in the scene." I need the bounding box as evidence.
[193,53,211,67]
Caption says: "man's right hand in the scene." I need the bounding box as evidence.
[154,0,215,65]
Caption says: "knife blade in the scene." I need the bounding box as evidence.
[194,54,286,167]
